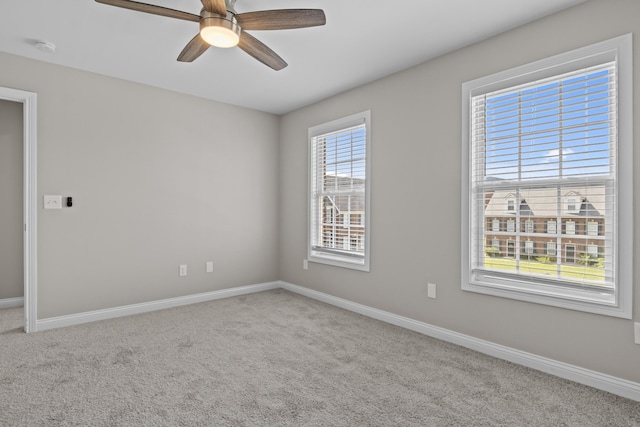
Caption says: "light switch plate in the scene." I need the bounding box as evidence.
[206,261,214,273]
[634,322,640,345]
[44,195,62,209]
[427,283,437,299]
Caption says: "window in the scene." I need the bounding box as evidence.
[342,213,350,228]
[490,238,501,251]
[587,221,599,236]
[587,244,599,257]
[506,195,516,212]
[524,219,534,234]
[506,219,515,232]
[309,111,371,271]
[546,220,557,234]
[564,192,581,214]
[492,219,500,232]
[565,244,576,263]
[523,241,534,255]
[565,220,576,236]
[462,35,632,318]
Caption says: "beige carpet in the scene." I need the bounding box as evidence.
[1,289,639,426]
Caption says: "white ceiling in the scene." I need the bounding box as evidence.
[1,0,588,115]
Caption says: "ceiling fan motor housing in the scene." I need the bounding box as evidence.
[200,9,241,48]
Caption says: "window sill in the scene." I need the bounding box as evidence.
[308,251,370,272]
[463,274,630,319]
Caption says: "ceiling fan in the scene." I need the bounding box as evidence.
[95,0,326,70]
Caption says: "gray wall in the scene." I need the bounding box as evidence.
[0,52,280,319]
[279,0,640,383]
[0,99,23,299]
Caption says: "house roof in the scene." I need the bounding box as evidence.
[484,186,606,218]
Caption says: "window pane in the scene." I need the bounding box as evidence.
[473,64,616,289]
[464,35,632,317]
[309,112,370,271]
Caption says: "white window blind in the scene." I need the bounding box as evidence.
[309,111,371,271]
[471,62,615,287]
[462,34,633,318]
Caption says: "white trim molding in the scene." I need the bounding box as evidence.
[0,297,24,309]
[279,281,640,402]
[0,86,37,333]
[36,281,280,332]
[30,279,640,402]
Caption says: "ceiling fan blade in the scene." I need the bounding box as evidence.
[177,34,210,62]
[236,9,326,31]
[201,0,227,16]
[95,0,199,22]
[237,32,287,71]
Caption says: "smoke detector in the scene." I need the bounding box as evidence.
[34,40,56,53]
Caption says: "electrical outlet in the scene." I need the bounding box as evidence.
[206,261,214,273]
[303,259,308,270]
[634,322,640,345]
[179,264,187,277]
[427,283,437,299]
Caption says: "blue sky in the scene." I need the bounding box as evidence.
[483,67,613,181]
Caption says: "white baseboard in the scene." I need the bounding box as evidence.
[36,281,280,332]
[0,297,24,309]
[31,280,640,402]
[278,281,640,403]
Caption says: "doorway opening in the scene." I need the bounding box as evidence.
[0,87,37,333]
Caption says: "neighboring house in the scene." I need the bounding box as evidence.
[483,186,605,263]
[321,175,365,252]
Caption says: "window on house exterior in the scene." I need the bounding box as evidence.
[546,242,557,256]
[491,238,500,251]
[587,244,599,257]
[523,240,534,255]
[461,35,632,318]
[492,219,500,232]
[325,206,335,224]
[524,219,534,234]
[587,221,599,236]
[506,219,515,232]
[342,213,350,228]
[350,237,358,251]
[506,197,516,212]
[309,111,371,271]
[565,220,576,235]
[565,193,581,214]
[546,220,557,234]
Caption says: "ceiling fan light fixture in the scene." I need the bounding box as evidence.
[200,13,241,48]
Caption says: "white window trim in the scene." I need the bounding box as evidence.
[565,220,576,236]
[564,192,581,214]
[308,110,371,272]
[546,220,557,234]
[523,241,534,255]
[524,219,534,234]
[491,238,500,249]
[461,34,632,318]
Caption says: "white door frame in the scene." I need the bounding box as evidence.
[1,87,37,333]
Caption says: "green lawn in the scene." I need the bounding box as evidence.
[484,257,605,282]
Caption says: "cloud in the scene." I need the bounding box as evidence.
[544,148,574,162]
